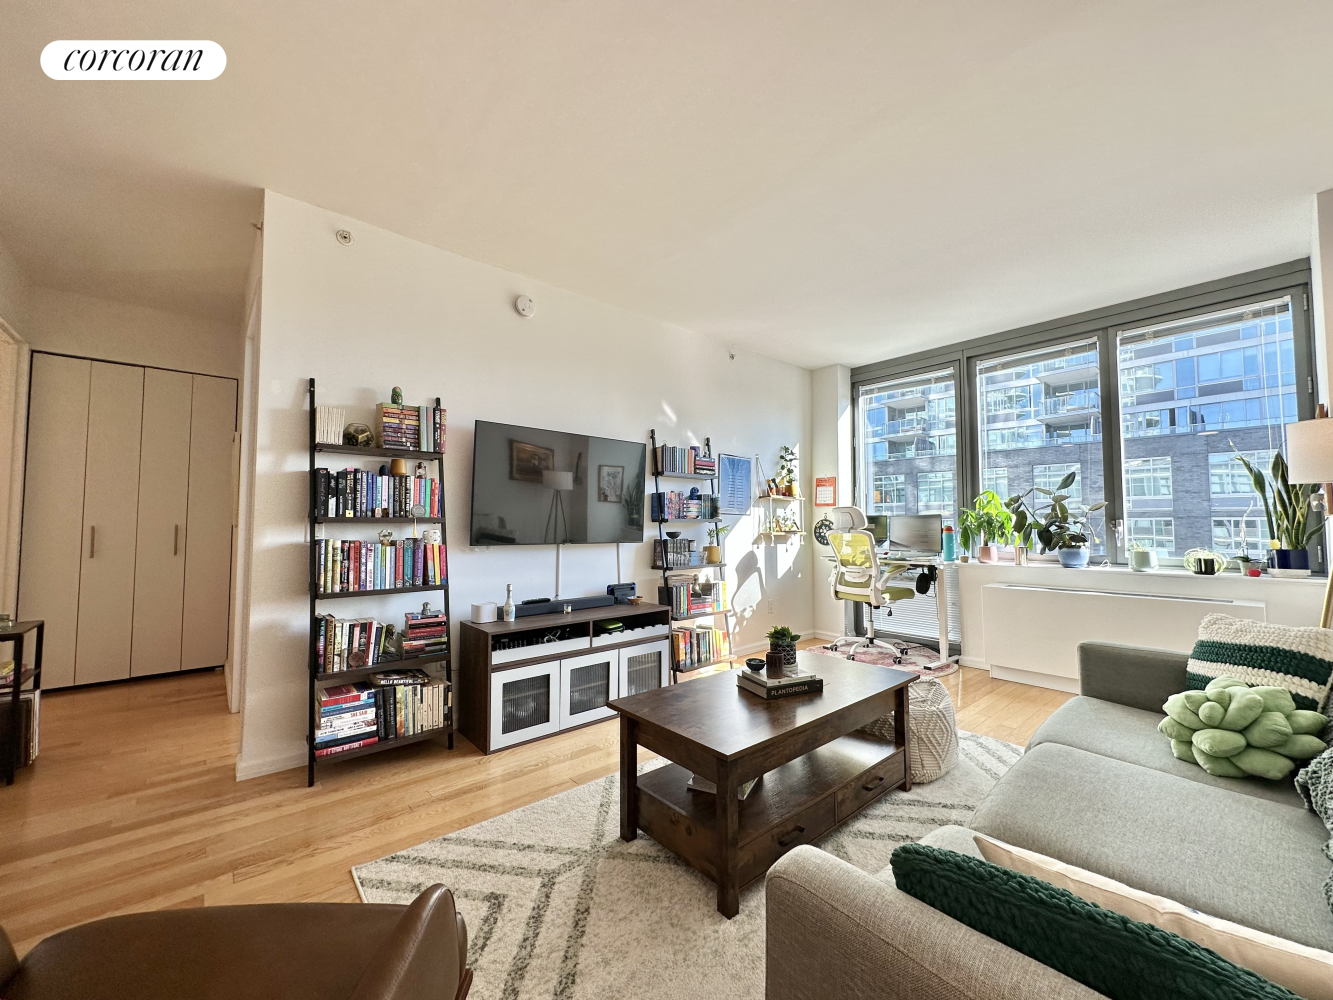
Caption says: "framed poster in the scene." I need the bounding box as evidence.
[598,464,624,502]
[718,453,752,515]
[510,440,554,482]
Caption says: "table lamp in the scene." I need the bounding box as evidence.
[1284,410,1333,628]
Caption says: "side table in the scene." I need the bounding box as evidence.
[1,620,44,785]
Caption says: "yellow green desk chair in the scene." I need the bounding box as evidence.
[826,507,916,655]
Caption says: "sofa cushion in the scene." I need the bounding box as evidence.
[890,843,1302,1000]
[1029,696,1306,809]
[970,742,1333,951]
[1187,613,1333,712]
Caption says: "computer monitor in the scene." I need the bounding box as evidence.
[888,514,943,554]
[866,514,889,544]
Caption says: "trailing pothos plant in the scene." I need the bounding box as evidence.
[1231,446,1324,552]
[1004,470,1107,552]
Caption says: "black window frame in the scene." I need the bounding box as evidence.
[851,258,1320,570]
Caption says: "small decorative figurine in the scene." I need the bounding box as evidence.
[378,528,394,544]
[391,386,404,405]
[344,422,374,447]
[422,528,442,544]
[415,461,427,478]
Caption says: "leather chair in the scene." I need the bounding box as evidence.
[0,883,472,1000]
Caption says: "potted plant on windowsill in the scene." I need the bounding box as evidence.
[704,524,729,564]
[1005,470,1107,568]
[1129,540,1158,572]
[956,491,1013,563]
[1232,447,1323,578]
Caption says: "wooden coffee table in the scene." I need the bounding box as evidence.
[610,652,915,917]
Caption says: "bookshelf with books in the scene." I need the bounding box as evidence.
[306,379,452,787]
[648,428,733,678]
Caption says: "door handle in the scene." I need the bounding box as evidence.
[862,775,885,792]
[777,825,806,847]
[89,525,95,559]
[174,524,179,556]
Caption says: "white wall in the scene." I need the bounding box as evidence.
[0,234,31,617]
[24,286,242,378]
[810,364,851,638]
[236,190,814,779]
[1312,189,1333,407]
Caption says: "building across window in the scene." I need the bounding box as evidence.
[857,368,958,527]
[871,474,906,514]
[1125,456,1172,513]
[1127,517,1175,556]
[982,468,1009,498]
[1033,462,1083,500]
[1212,516,1270,560]
[917,471,956,514]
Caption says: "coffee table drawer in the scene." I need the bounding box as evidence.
[739,794,836,884]
[836,749,905,822]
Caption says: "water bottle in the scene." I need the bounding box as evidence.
[941,525,957,562]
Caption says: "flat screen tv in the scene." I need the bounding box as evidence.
[470,420,647,545]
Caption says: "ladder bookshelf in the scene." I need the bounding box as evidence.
[648,428,733,679]
[306,378,453,787]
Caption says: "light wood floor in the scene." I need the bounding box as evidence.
[0,642,1070,955]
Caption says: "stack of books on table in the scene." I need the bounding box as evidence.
[315,683,379,756]
[737,667,823,700]
[402,609,448,658]
[377,404,446,452]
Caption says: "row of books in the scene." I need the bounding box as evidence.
[316,538,446,594]
[650,491,720,521]
[737,667,823,701]
[660,581,727,618]
[377,404,446,452]
[654,445,714,476]
[314,468,443,519]
[651,537,698,570]
[315,672,450,756]
[314,406,347,445]
[403,609,448,657]
[672,626,727,669]
[317,615,389,672]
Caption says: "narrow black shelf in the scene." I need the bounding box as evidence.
[652,470,716,480]
[315,515,443,524]
[652,518,722,524]
[316,444,444,461]
[315,726,450,765]
[315,652,451,684]
[671,609,729,622]
[674,655,733,674]
[315,583,445,600]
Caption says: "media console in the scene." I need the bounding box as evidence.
[458,602,673,753]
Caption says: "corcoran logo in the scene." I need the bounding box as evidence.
[41,40,226,80]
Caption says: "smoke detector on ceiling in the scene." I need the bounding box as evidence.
[514,295,535,318]
[335,229,353,245]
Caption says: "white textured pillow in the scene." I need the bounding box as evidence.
[1187,613,1333,712]
[974,834,1333,1000]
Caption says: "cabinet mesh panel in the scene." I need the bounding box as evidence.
[624,650,663,696]
[568,660,611,716]
[501,673,551,734]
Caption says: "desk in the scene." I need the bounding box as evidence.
[1,619,44,785]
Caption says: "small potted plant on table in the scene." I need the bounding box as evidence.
[1129,540,1158,572]
[704,524,729,564]
[1233,448,1323,578]
[1004,471,1107,569]
[768,625,800,666]
[956,490,1013,563]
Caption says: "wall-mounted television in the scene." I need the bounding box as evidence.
[470,420,647,545]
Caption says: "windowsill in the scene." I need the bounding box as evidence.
[955,560,1326,585]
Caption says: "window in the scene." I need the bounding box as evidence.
[982,468,1009,498]
[1212,517,1271,560]
[1128,517,1175,556]
[917,471,955,513]
[1033,463,1083,499]
[857,368,957,527]
[871,474,906,514]
[1118,298,1298,559]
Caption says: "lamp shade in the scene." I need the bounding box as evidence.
[1284,418,1333,484]
[542,470,575,491]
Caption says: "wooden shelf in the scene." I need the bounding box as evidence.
[315,583,445,600]
[315,654,451,684]
[654,518,722,524]
[671,609,728,622]
[652,470,716,481]
[674,655,733,673]
[314,726,450,765]
[315,444,444,461]
[314,515,443,524]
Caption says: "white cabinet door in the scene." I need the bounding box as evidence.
[130,368,192,676]
[181,374,236,670]
[75,362,144,685]
[490,660,560,750]
[618,639,671,698]
[559,649,619,729]
[18,354,91,689]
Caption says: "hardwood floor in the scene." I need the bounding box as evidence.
[0,644,1070,956]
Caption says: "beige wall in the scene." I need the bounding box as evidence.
[24,286,242,379]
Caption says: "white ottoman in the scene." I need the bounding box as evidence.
[858,678,959,783]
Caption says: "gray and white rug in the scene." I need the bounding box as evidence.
[352,731,1021,1000]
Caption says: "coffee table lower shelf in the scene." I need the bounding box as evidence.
[635,734,905,891]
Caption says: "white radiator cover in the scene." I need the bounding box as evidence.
[982,583,1266,686]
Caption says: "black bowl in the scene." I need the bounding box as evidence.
[745,657,766,673]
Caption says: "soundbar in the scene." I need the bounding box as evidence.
[513,595,616,618]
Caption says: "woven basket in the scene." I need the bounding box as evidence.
[859,678,959,783]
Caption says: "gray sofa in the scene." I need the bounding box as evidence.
[766,641,1333,1000]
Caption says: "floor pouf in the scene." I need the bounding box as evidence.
[858,678,959,783]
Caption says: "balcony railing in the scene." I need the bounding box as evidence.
[1042,390,1101,417]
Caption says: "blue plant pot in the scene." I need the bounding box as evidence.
[1057,547,1089,568]
[1270,548,1310,577]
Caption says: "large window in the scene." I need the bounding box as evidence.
[976,340,1106,555]
[852,262,1317,569]
[857,368,957,528]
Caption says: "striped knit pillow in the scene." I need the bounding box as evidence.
[1187,614,1333,712]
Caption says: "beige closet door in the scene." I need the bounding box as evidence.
[130,369,192,677]
[181,375,236,670]
[17,354,91,689]
[75,363,144,685]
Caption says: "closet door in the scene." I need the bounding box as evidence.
[130,369,192,677]
[181,375,236,670]
[17,354,91,690]
[74,363,144,685]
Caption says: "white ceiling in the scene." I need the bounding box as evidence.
[4,1,1333,368]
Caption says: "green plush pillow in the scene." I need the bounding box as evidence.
[889,843,1301,1000]
[1187,614,1333,712]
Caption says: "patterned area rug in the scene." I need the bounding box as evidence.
[352,731,1021,1000]
[810,640,960,679]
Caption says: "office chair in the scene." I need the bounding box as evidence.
[825,506,917,655]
